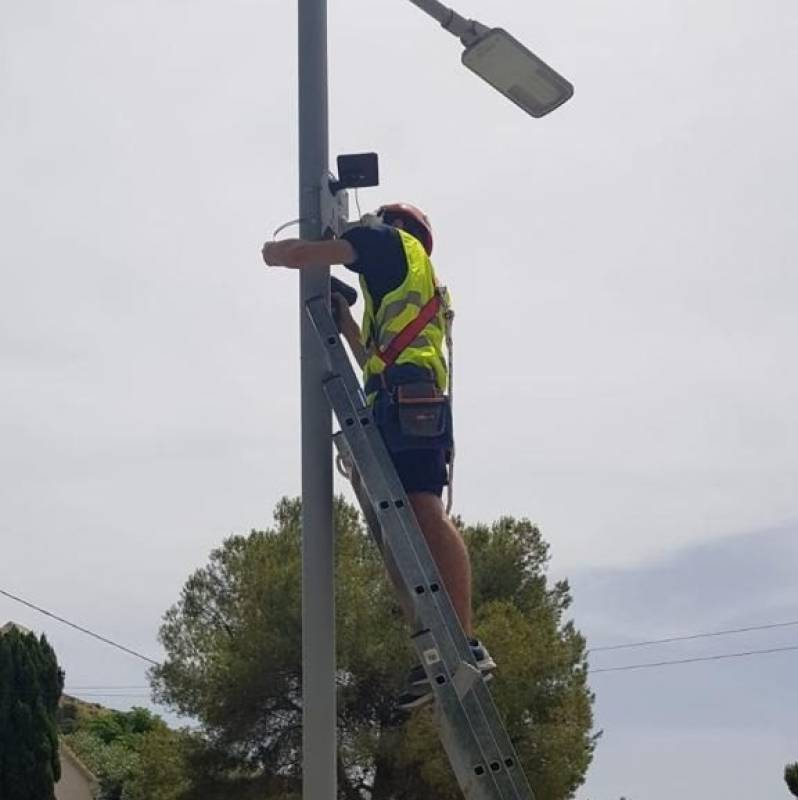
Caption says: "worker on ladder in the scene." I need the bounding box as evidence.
[262,203,495,708]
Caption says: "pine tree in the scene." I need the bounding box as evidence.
[152,497,597,799]
[0,627,65,800]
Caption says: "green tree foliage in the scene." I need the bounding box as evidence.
[64,704,193,800]
[785,762,798,797]
[56,700,80,734]
[85,706,160,745]
[121,726,192,800]
[0,627,64,800]
[152,497,597,799]
[66,729,140,800]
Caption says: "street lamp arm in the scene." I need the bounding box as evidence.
[404,0,489,46]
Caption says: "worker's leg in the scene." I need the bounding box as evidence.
[408,491,473,636]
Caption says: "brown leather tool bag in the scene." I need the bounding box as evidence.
[395,382,448,439]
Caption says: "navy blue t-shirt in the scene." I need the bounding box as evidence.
[341,224,408,311]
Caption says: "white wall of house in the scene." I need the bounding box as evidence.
[55,742,98,800]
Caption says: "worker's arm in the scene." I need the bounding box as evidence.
[262,238,356,269]
[262,237,367,365]
[332,293,368,368]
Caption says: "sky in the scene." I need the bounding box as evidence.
[1,1,797,798]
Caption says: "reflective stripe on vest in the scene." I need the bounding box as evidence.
[377,292,442,367]
[359,228,449,398]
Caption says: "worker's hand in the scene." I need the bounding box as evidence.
[331,292,354,333]
[262,241,281,267]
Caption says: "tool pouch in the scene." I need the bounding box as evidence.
[376,381,453,452]
[395,383,448,438]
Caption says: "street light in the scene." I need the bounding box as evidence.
[406,0,574,118]
[462,29,573,118]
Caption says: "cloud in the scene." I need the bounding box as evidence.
[565,523,798,800]
[569,521,798,640]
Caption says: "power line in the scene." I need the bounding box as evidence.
[6,583,796,681]
[591,643,798,673]
[589,618,798,653]
[0,587,160,666]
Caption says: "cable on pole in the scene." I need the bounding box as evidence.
[0,587,161,666]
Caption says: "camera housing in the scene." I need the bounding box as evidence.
[330,153,380,194]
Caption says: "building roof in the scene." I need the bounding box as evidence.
[0,621,33,636]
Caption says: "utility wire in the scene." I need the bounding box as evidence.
[0,587,160,667]
[589,618,798,653]
[6,583,797,680]
[591,643,798,673]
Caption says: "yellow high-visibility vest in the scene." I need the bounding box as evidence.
[360,228,450,399]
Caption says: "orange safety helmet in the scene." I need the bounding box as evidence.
[377,202,434,256]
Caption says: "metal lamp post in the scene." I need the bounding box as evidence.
[297,3,573,799]
[298,2,335,799]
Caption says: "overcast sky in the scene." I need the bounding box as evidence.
[1,1,796,798]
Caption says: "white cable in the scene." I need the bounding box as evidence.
[272,217,309,240]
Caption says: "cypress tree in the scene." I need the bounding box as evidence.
[0,627,65,800]
[785,763,798,798]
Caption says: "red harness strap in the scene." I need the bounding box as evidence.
[377,293,442,367]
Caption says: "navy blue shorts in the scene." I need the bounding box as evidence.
[389,448,448,497]
[373,387,451,497]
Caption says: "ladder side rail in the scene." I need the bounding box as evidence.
[323,375,470,665]
[308,298,534,799]
[306,298,475,667]
[458,683,535,798]
[328,403,511,798]
[331,406,532,799]
[334,432,417,628]
[306,296,371,403]
[336,436,384,552]
[324,375,526,798]
[414,629,531,800]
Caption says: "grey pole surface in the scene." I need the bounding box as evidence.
[298,0,336,798]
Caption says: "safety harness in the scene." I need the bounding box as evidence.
[375,291,443,368]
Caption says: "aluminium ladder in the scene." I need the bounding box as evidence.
[306,295,535,800]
